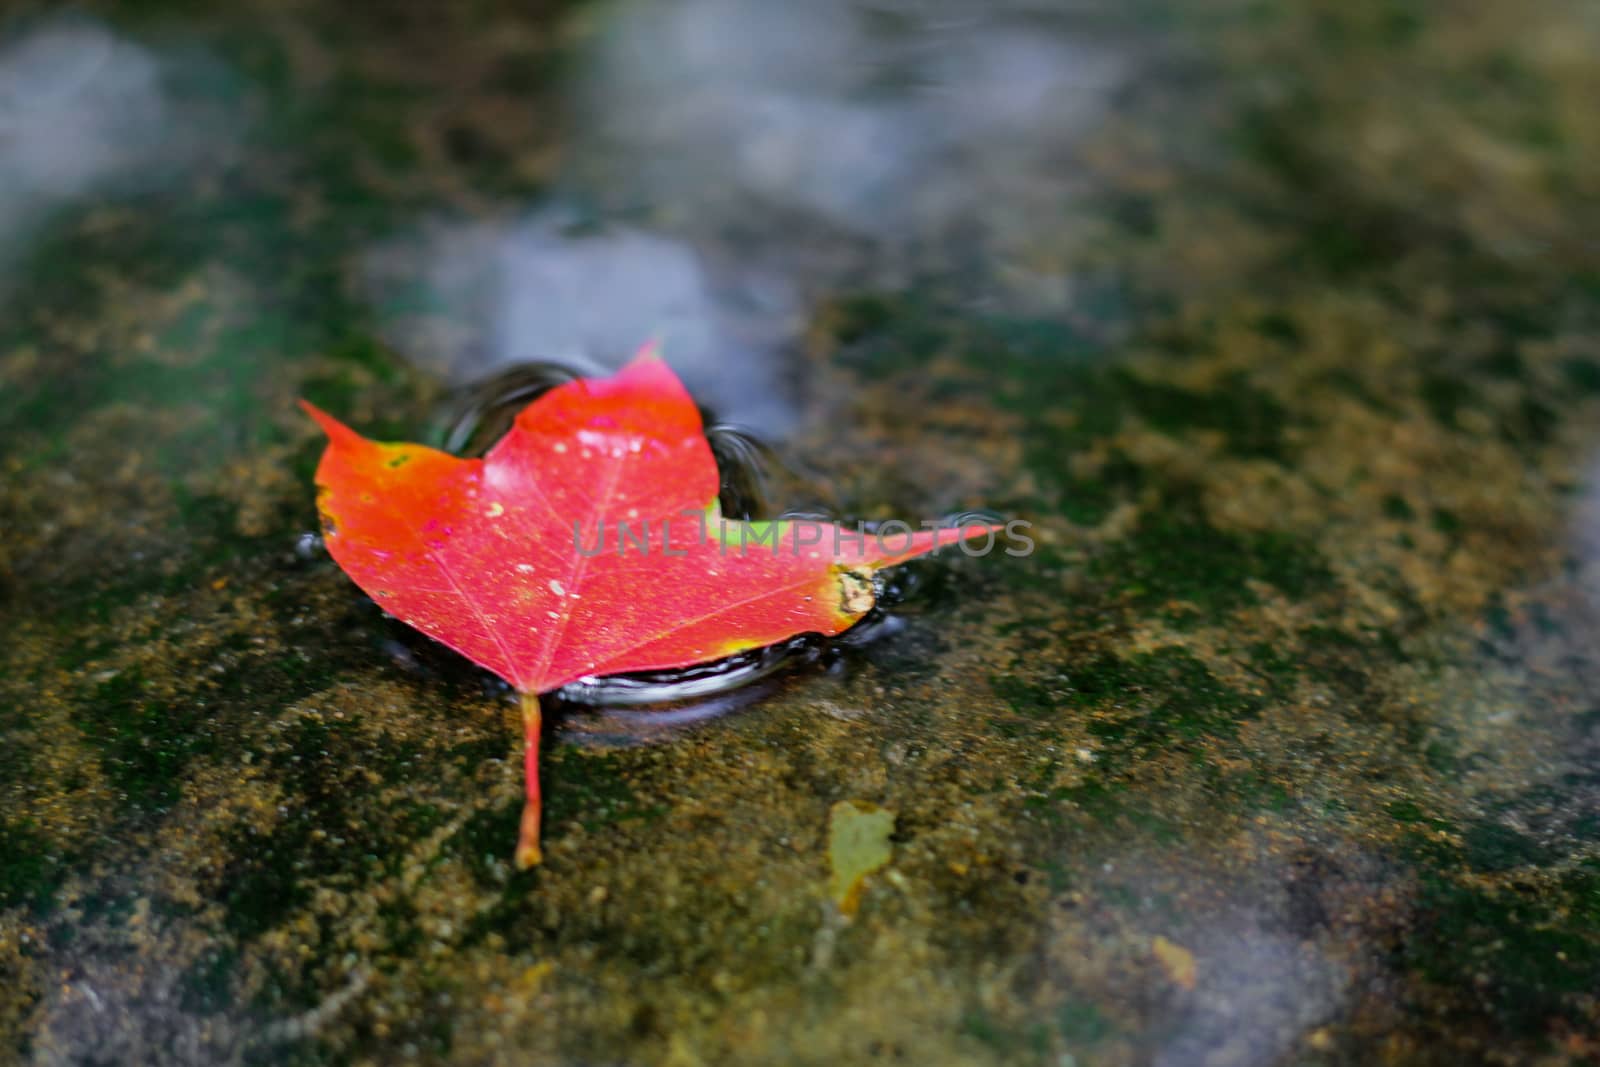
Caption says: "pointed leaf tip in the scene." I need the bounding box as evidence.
[867,522,1009,568]
[299,398,364,448]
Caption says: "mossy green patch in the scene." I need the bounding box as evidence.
[1056,998,1113,1045]
[1459,818,1556,872]
[77,668,218,813]
[1207,763,1294,813]
[1050,450,1145,528]
[542,748,661,831]
[0,819,65,913]
[997,646,1262,793]
[219,720,447,942]
[1231,101,1416,277]
[178,946,241,1016]
[449,800,528,888]
[960,1008,1052,1061]
[1561,357,1600,395]
[1074,648,1261,755]
[1405,870,1600,1035]
[1419,373,1480,429]
[445,746,658,891]
[1294,625,1385,695]
[1386,798,1427,824]
[1382,494,1416,520]
[1091,506,1333,620]
[1501,395,1557,449]
[829,296,1300,530]
[1114,368,1291,460]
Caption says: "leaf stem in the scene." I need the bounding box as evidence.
[514,690,543,868]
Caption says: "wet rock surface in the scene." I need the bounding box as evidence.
[2,1,1599,1063]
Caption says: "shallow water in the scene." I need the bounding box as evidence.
[3,1,1600,1064]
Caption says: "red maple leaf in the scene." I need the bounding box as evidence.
[303,347,996,866]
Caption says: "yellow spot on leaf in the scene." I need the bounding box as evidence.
[714,637,758,658]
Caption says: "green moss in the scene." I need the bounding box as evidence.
[1057,998,1113,1045]
[1242,640,1299,696]
[1387,799,1427,824]
[1050,450,1145,527]
[960,1009,1051,1061]
[0,19,430,473]
[542,748,662,830]
[76,669,217,813]
[1232,98,1425,278]
[1382,494,1416,520]
[1422,737,1460,775]
[1459,819,1554,872]
[1419,374,1479,429]
[827,297,1254,529]
[991,676,1061,723]
[1091,507,1334,620]
[1105,191,1159,238]
[1075,648,1258,744]
[1479,347,1525,379]
[1406,872,1600,1035]
[1050,778,1131,824]
[299,370,370,421]
[1316,366,1396,414]
[448,743,665,883]
[827,297,1114,416]
[826,293,963,381]
[449,801,529,888]
[1562,860,1600,925]
[220,829,314,941]
[1430,508,1463,536]
[179,947,240,1015]
[1209,764,1293,812]
[0,819,65,913]
[998,649,1262,800]
[1295,625,1385,695]
[1561,357,1600,394]
[1501,395,1557,448]
[1254,311,1303,344]
[218,722,446,942]
[1115,369,1291,460]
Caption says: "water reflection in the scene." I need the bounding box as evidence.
[0,18,234,275]
[550,613,910,744]
[366,211,802,429]
[365,1,1132,430]
[580,0,1129,249]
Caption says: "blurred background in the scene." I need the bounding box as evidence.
[2,1,1598,1064]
